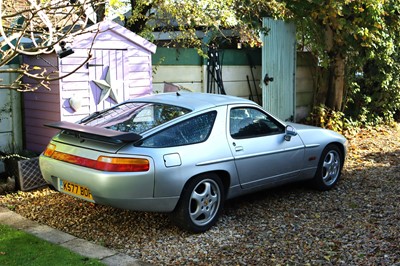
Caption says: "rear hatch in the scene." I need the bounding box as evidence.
[45,100,192,153]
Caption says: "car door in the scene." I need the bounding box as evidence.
[227,105,305,189]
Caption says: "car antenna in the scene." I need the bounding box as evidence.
[176,91,181,96]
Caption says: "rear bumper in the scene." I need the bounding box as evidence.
[39,155,179,212]
[91,196,179,212]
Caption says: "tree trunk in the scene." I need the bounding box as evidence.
[326,55,345,111]
[126,0,152,33]
[95,2,106,22]
[324,24,345,111]
[313,66,329,107]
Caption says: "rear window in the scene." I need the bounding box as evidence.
[138,111,217,148]
[82,102,191,134]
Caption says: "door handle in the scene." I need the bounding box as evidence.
[263,73,274,86]
[86,63,104,68]
[235,146,244,152]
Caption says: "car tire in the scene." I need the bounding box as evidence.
[311,144,343,191]
[171,173,225,233]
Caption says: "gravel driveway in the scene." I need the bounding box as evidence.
[1,125,399,265]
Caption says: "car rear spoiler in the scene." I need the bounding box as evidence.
[45,121,142,143]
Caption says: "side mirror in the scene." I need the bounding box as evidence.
[284,125,297,141]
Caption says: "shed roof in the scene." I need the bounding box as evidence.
[72,20,157,54]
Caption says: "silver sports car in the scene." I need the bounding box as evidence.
[39,92,347,232]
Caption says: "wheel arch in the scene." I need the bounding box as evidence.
[179,170,231,198]
[326,141,346,166]
[308,141,345,191]
[170,170,230,232]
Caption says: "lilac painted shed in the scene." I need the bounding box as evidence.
[23,21,157,153]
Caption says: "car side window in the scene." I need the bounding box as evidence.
[139,111,217,147]
[230,107,284,139]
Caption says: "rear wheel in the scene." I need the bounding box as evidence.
[311,144,343,191]
[171,173,224,233]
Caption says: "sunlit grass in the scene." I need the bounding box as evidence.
[0,224,104,266]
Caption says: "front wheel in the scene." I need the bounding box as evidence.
[311,144,343,191]
[171,173,224,233]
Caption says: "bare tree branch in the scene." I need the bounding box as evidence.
[0,0,106,91]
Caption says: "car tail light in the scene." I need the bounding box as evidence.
[43,143,56,157]
[43,145,149,172]
[96,156,150,172]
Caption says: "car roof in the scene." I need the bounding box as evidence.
[127,92,256,111]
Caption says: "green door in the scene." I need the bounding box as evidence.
[262,18,296,121]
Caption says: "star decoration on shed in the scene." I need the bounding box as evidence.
[92,66,119,104]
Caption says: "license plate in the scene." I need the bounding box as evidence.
[60,179,93,201]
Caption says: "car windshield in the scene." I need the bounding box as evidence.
[82,102,191,134]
